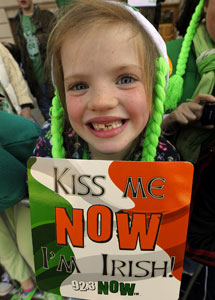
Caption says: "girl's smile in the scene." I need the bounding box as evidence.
[86,116,128,138]
[61,23,149,160]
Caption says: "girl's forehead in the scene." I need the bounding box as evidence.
[61,22,142,55]
[60,23,144,76]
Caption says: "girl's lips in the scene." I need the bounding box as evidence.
[86,119,128,138]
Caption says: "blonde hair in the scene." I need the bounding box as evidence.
[48,0,169,161]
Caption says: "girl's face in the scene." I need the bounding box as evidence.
[61,24,149,160]
[205,0,215,41]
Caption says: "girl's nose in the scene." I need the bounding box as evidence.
[87,87,118,111]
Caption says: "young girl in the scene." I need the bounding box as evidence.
[33,0,179,163]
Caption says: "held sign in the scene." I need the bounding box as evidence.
[27,158,193,299]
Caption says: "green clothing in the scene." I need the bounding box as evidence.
[0,111,40,284]
[21,14,44,83]
[192,23,215,98]
[56,0,73,8]
[167,38,201,108]
[0,205,34,282]
[13,5,55,100]
[0,111,41,210]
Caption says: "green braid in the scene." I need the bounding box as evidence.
[51,89,66,158]
[164,0,204,111]
[141,57,169,162]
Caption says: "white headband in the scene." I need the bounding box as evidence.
[119,2,168,65]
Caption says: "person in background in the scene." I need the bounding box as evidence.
[0,111,41,300]
[162,0,215,298]
[0,43,33,120]
[176,0,200,37]
[162,0,215,164]
[0,42,36,298]
[6,0,55,121]
[0,111,63,300]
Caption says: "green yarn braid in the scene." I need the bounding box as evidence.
[51,89,66,158]
[141,57,169,162]
[164,0,204,111]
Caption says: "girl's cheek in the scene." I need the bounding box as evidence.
[66,96,84,120]
[128,99,149,118]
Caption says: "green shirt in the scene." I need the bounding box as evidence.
[21,14,44,83]
[167,38,201,107]
[56,0,73,8]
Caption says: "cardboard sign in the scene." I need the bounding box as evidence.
[128,0,157,7]
[28,158,193,299]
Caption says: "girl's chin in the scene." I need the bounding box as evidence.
[88,143,133,160]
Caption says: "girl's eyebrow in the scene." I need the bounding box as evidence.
[64,74,88,83]
[111,64,143,73]
[64,65,143,82]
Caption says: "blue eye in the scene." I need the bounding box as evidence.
[117,75,135,85]
[71,83,88,91]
